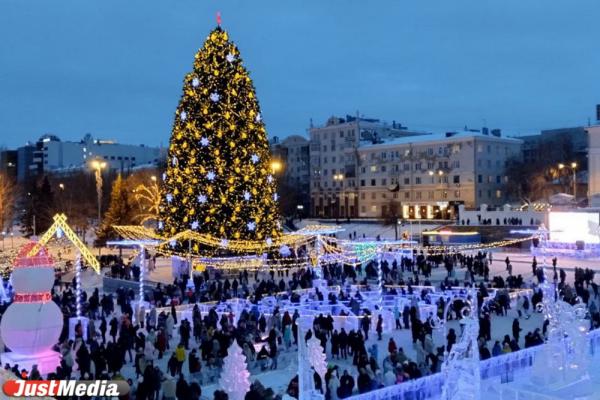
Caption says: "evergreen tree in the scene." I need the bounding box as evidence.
[158,25,281,251]
[96,174,133,243]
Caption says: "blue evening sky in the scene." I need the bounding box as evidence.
[0,0,599,148]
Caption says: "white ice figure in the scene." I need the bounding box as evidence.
[531,278,590,389]
[441,289,481,400]
[218,341,251,400]
[307,336,327,389]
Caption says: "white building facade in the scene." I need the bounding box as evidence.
[355,132,522,219]
[34,134,163,174]
[309,115,429,218]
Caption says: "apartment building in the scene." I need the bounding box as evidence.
[309,115,429,218]
[355,132,522,219]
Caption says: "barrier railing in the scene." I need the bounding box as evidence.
[347,329,600,400]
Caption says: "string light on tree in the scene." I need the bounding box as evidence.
[158,19,281,250]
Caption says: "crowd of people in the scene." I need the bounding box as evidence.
[0,248,598,400]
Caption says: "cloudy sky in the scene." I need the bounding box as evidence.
[0,0,599,148]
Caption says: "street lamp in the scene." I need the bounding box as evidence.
[333,173,345,220]
[90,159,107,225]
[558,162,577,198]
[270,160,283,175]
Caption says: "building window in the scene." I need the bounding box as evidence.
[371,179,376,186]
[488,175,493,183]
[415,177,421,184]
[496,176,501,184]
[360,180,365,187]
[340,131,344,138]
[403,163,410,171]
[427,162,434,169]
[404,192,410,199]
[370,165,377,172]
[382,193,387,199]
[455,190,460,198]
[404,178,410,185]
[381,165,386,172]
[442,191,448,199]
[361,206,366,213]
[371,192,376,199]
[361,192,366,199]
[496,190,502,198]
[322,145,327,152]
[361,167,366,173]
[332,156,336,163]
[381,178,387,186]
[393,193,398,199]
[477,144,483,152]
[415,162,421,170]
[416,192,422,200]
[428,191,434,199]
[371,205,377,212]
[323,169,328,176]
[478,190,482,198]
[487,190,492,198]
[478,175,482,183]
[453,175,460,184]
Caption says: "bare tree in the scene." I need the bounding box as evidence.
[0,172,15,232]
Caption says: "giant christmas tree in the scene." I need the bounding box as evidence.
[158,24,281,250]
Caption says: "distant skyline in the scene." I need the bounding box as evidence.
[1,0,599,148]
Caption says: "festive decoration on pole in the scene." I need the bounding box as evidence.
[158,24,281,252]
[218,341,251,400]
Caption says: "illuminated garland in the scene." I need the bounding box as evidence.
[14,292,52,303]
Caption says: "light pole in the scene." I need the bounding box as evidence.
[558,162,577,198]
[90,159,107,225]
[333,173,344,220]
[428,170,445,218]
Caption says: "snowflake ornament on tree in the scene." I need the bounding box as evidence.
[210,92,220,102]
[218,341,251,400]
[307,336,327,387]
[192,77,200,87]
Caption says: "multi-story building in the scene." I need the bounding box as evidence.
[10,133,163,182]
[270,135,311,213]
[355,131,522,219]
[309,114,429,218]
[521,127,587,165]
[309,114,522,220]
[587,124,600,206]
[36,133,162,172]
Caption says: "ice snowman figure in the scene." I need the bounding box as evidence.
[0,242,63,355]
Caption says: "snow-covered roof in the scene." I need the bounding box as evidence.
[359,131,523,149]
